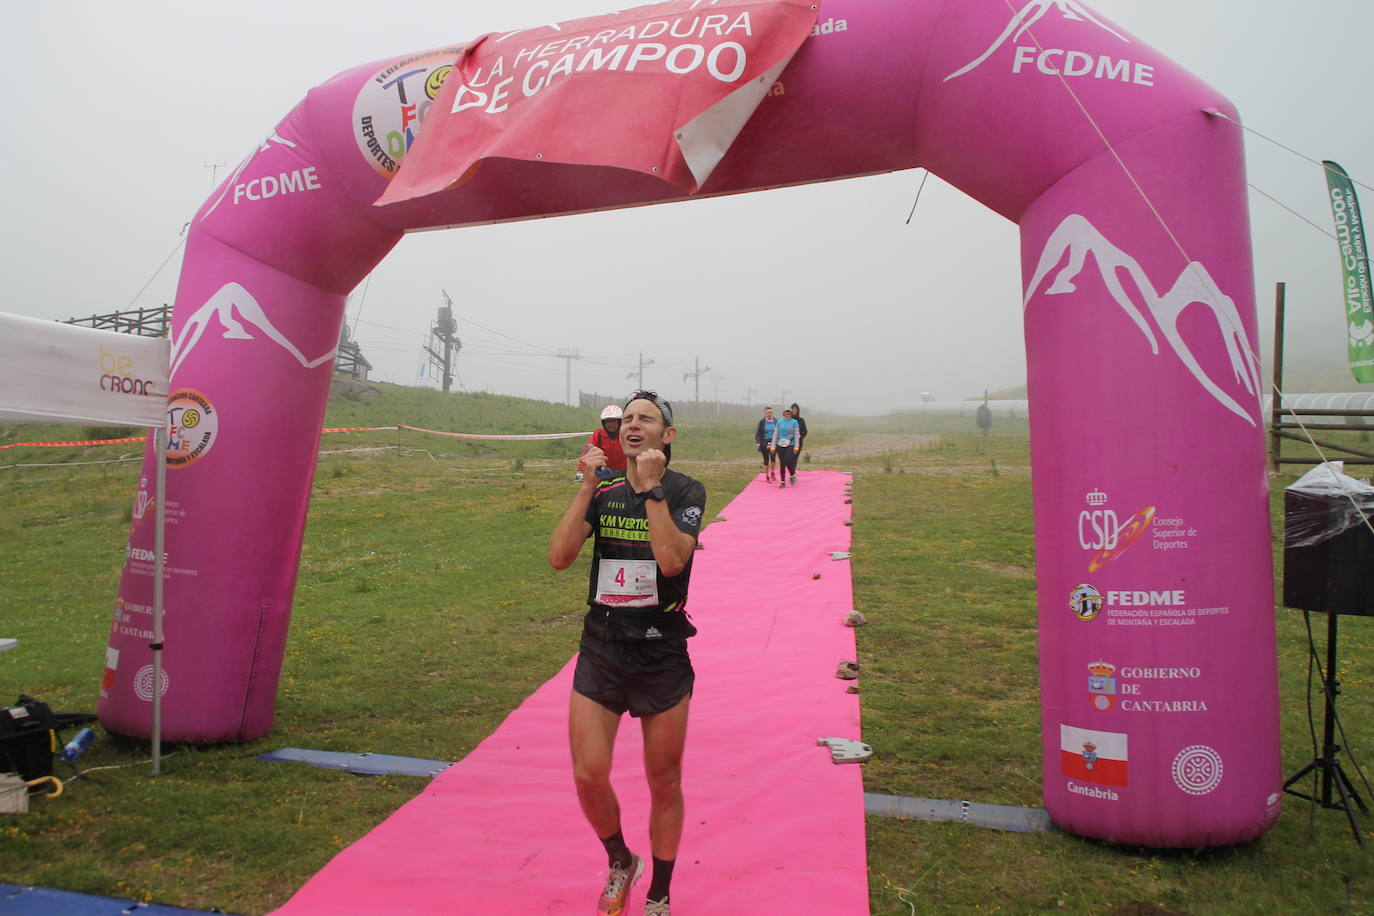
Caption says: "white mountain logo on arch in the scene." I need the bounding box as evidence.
[1026,214,1262,426]
[169,283,336,381]
[944,0,1154,87]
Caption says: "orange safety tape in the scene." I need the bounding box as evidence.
[0,436,146,451]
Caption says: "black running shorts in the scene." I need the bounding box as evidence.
[573,629,695,718]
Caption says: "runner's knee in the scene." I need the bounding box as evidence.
[644,760,682,801]
[573,756,613,793]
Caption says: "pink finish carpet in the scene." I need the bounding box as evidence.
[272,470,867,915]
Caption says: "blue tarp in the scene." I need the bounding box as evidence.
[0,883,238,915]
[257,747,451,777]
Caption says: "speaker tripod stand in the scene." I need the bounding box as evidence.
[1283,610,1369,847]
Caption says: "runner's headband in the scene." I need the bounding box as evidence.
[625,390,674,427]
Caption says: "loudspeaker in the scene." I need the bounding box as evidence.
[1284,488,1374,615]
[0,695,58,780]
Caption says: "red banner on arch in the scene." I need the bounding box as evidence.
[376,0,817,205]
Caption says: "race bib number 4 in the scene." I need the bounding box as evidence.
[596,559,659,607]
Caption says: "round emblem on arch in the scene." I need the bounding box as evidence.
[165,389,219,468]
[352,48,465,179]
[1172,744,1224,796]
[1069,583,1104,621]
[133,664,170,702]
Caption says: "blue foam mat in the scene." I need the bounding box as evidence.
[0,883,239,915]
[257,747,452,777]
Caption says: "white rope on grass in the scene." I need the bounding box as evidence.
[402,448,441,464]
[317,446,400,456]
[320,445,440,462]
[64,752,179,782]
[0,455,143,471]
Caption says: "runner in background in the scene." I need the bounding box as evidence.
[577,405,627,482]
[754,406,778,482]
[789,402,808,464]
[773,407,801,488]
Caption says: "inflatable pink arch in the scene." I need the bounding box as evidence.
[102,0,1280,847]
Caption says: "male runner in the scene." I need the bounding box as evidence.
[549,390,706,916]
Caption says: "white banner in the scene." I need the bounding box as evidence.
[0,312,170,428]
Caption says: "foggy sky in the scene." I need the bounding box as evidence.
[4,1,1370,415]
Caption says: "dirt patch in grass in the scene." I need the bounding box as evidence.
[803,433,938,461]
[966,561,1036,579]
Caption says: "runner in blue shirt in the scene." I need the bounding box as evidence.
[772,408,802,488]
[754,406,779,482]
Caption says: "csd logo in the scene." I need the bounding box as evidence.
[1079,508,1120,551]
[1077,490,1155,572]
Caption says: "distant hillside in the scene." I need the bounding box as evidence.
[325,378,591,434]
[323,380,764,462]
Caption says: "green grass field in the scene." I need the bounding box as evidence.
[1,384,1371,914]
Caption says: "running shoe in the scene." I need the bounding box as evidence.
[596,854,644,916]
[779,480,786,489]
[791,475,797,485]
[644,898,671,916]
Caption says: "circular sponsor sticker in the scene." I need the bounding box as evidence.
[1172,744,1224,796]
[134,664,170,702]
[352,48,462,179]
[1069,583,1104,622]
[166,389,219,468]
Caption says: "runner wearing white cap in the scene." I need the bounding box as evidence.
[576,404,627,482]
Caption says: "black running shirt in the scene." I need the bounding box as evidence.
[582,468,706,641]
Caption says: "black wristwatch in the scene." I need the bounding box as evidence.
[641,485,667,502]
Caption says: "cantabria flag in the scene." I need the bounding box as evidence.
[1060,724,1128,787]
[1323,161,1374,383]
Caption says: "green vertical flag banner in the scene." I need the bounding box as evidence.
[1322,160,1374,383]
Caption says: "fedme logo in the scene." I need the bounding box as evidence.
[99,344,157,396]
[1107,589,1185,606]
